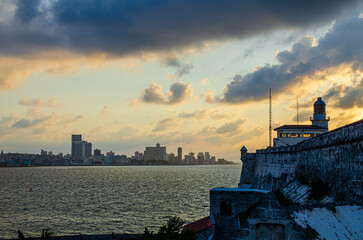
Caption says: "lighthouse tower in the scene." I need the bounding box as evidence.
[310,97,329,130]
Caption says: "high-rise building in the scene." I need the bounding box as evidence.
[94,149,101,157]
[205,152,210,163]
[168,153,176,164]
[185,155,190,164]
[71,134,92,158]
[83,142,91,157]
[41,149,47,156]
[144,143,167,161]
[71,134,82,157]
[177,147,182,164]
[197,152,204,164]
[189,152,196,164]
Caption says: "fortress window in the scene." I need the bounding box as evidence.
[220,200,232,216]
[284,133,290,137]
[303,133,312,137]
[279,133,283,138]
[291,133,300,137]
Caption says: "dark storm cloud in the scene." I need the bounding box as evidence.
[15,0,42,23]
[0,0,360,56]
[221,16,363,104]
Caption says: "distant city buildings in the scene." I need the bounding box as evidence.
[106,151,115,157]
[129,143,223,165]
[0,137,232,167]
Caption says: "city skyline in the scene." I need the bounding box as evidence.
[0,1,362,161]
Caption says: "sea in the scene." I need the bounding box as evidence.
[0,165,241,239]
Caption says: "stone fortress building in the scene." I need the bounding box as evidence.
[203,97,363,240]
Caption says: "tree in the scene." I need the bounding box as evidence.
[138,216,196,240]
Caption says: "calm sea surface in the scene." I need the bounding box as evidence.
[0,165,240,239]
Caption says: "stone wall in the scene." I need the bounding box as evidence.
[241,119,363,201]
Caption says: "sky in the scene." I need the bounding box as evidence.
[0,0,362,161]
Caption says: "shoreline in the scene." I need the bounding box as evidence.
[0,163,239,168]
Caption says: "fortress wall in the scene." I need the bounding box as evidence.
[249,119,363,201]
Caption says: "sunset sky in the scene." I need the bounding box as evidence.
[0,0,362,161]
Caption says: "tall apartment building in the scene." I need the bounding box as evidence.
[71,134,92,158]
[144,143,166,161]
[177,147,182,164]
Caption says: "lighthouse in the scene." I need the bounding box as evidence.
[310,97,330,130]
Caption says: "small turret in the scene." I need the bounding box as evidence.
[240,146,247,162]
[239,146,256,188]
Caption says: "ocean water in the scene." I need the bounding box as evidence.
[0,165,240,239]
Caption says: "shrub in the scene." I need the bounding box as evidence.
[273,190,292,206]
[308,178,330,201]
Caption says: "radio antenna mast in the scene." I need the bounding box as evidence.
[297,97,299,125]
[269,88,272,148]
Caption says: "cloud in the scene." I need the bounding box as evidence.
[292,110,312,123]
[0,1,359,91]
[215,119,246,135]
[179,110,208,119]
[205,90,215,103]
[18,97,61,108]
[0,0,359,57]
[101,105,110,115]
[200,78,209,86]
[162,58,193,78]
[323,77,363,109]
[152,108,232,132]
[167,82,193,104]
[141,82,193,105]
[331,111,363,129]
[141,83,165,104]
[15,0,42,23]
[241,43,264,59]
[11,115,52,128]
[0,52,111,90]
[217,16,363,104]
[153,117,180,132]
